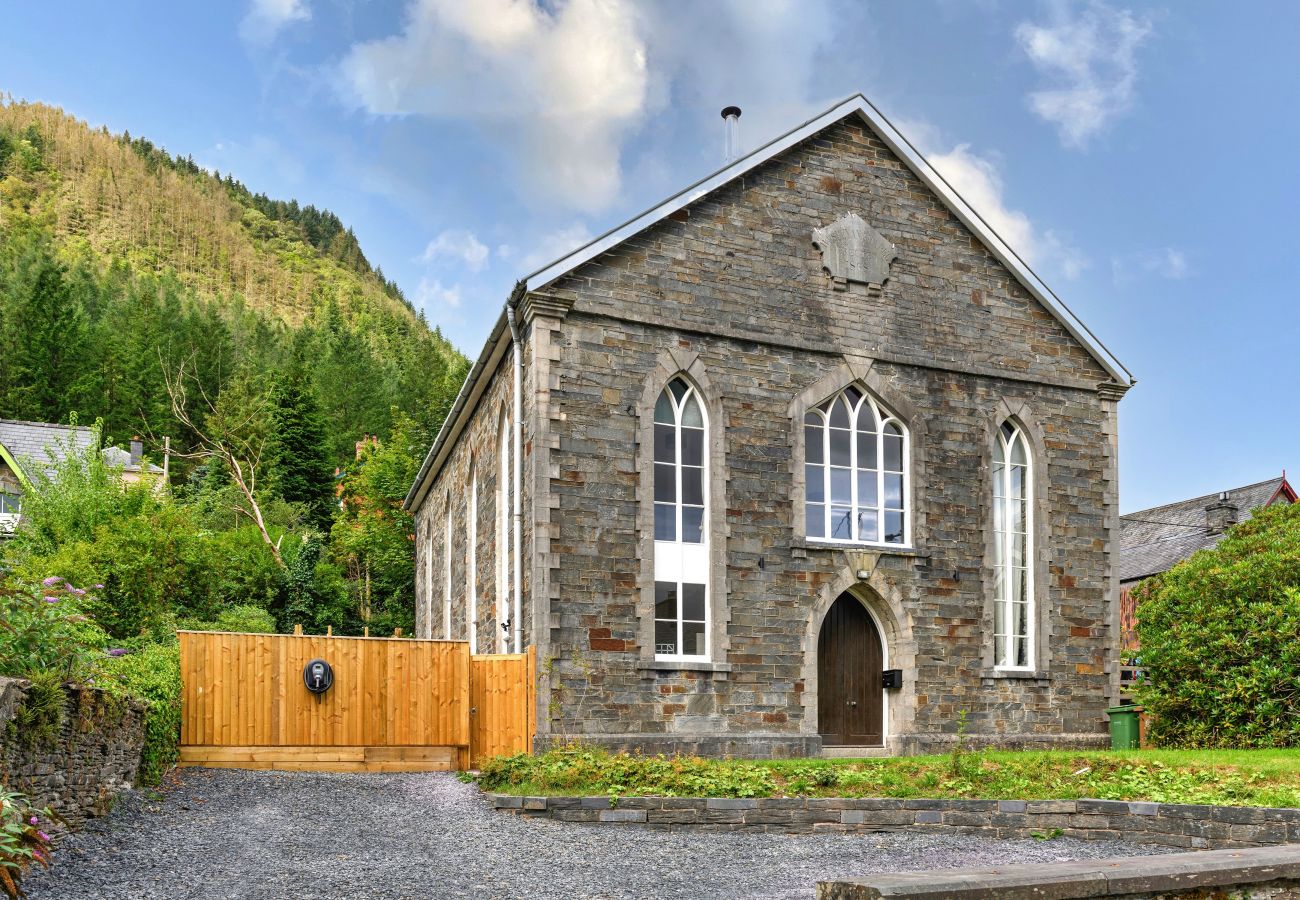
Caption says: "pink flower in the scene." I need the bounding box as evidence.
[93,584,104,589]
[36,830,49,842]
[106,648,128,657]
[28,816,37,825]
[42,576,62,587]
[43,596,59,604]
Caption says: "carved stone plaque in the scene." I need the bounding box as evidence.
[812,213,896,295]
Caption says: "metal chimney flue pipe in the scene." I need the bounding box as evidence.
[721,106,742,163]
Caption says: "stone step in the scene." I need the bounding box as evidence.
[821,745,891,759]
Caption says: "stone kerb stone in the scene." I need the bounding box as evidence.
[817,844,1300,900]
[486,792,1300,850]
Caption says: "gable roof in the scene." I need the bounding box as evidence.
[1119,475,1296,583]
[525,93,1133,387]
[405,92,1135,512]
[0,419,94,483]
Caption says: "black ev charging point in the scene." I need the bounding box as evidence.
[303,658,334,696]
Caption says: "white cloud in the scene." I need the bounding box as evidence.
[519,222,593,274]
[240,0,310,45]
[1112,247,1189,284]
[924,141,1088,279]
[421,229,490,272]
[1015,2,1153,147]
[338,0,648,212]
[415,277,463,310]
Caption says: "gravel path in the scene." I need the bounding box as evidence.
[26,768,1173,899]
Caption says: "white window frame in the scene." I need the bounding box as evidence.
[466,460,477,654]
[443,497,452,640]
[496,411,511,653]
[802,386,911,548]
[652,377,710,662]
[993,421,1034,671]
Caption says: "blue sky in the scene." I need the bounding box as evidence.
[2,0,1297,513]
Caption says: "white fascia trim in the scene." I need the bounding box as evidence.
[524,94,1132,387]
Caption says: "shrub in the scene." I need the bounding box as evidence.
[100,643,181,785]
[1135,502,1300,747]
[0,575,107,680]
[6,670,65,749]
[0,789,53,899]
[179,604,275,634]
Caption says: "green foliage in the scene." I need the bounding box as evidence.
[99,643,181,786]
[264,369,334,528]
[1134,502,1300,748]
[4,422,160,561]
[178,604,276,634]
[476,747,1300,808]
[329,413,429,634]
[6,671,65,749]
[478,746,778,800]
[0,789,54,899]
[0,576,107,681]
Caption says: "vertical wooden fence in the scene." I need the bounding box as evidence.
[178,631,534,772]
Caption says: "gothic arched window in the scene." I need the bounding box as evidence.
[993,420,1033,669]
[652,376,709,659]
[803,385,909,545]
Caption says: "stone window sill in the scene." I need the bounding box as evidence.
[790,538,931,559]
[637,660,733,676]
[981,668,1051,682]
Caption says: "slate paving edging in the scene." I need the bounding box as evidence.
[487,792,1300,850]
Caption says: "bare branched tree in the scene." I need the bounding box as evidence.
[162,352,285,567]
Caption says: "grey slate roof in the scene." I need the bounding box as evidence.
[1119,476,1294,583]
[0,419,95,478]
[102,446,164,474]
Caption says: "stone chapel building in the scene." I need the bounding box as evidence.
[406,95,1133,757]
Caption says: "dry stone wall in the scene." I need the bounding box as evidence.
[0,676,145,829]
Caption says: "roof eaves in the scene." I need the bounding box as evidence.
[523,93,1133,387]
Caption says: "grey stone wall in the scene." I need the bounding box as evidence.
[0,676,145,829]
[413,336,532,654]
[412,112,1125,756]
[531,115,1120,754]
[490,793,1300,851]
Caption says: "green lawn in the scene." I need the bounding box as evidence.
[474,747,1300,808]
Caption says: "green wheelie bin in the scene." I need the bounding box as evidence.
[1106,704,1142,750]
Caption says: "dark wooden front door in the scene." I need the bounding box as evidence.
[818,594,884,746]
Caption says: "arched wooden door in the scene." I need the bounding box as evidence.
[817,593,884,746]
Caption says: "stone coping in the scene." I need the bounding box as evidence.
[486,793,1300,850]
[817,844,1300,899]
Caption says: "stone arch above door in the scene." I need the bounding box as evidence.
[800,562,917,752]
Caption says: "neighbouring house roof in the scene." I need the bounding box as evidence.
[404,93,1134,512]
[0,419,95,483]
[102,446,164,475]
[1119,475,1297,583]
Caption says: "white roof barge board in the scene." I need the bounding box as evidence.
[405,93,1133,512]
[526,93,1132,386]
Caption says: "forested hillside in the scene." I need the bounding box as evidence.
[0,98,471,644]
[0,98,468,462]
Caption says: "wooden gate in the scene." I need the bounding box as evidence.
[470,648,536,767]
[178,631,534,772]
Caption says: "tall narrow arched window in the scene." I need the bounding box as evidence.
[443,497,453,640]
[804,385,909,545]
[466,459,478,654]
[496,411,511,653]
[993,421,1033,669]
[423,519,434,638]
[653,376,709,660]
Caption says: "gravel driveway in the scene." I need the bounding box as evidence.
[26,768,1172,899]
